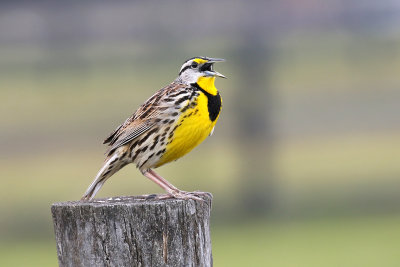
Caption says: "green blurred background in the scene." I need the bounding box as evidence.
[1,1,400,266]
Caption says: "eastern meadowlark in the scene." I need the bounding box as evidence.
[81,56,225,201]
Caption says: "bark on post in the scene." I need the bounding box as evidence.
[51,194,213,267]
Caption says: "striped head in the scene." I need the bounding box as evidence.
[177,56,226,85]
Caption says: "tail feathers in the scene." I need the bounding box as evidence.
[81,154,122,201]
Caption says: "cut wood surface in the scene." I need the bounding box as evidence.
[51,193,213,267]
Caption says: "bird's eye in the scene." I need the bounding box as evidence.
[191,62,198,68]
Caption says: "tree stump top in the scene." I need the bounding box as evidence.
[52,193,212,208]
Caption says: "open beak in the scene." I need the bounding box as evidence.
[203,58,226,78]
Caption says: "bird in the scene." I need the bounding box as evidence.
[81,56,225,201]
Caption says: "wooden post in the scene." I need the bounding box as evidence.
[51,194,213,267]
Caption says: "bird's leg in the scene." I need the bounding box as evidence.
[147,169,181,192]
[142,170,177,195]
[142,169,203,201]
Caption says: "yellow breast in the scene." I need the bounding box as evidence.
[155,91,220,167]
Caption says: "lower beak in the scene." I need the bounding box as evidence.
[204,58,226,78]
[204,70,226,78]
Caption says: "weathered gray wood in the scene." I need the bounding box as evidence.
[51,194,213,267]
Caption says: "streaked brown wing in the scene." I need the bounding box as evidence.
[103,82,189,155]
[106,120,155,150]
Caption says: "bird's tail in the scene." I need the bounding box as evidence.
[81,154,123,201]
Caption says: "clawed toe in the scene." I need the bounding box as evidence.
[145,194,158,200]
[170,191,204,201]
[192,191,213,198]
[142,191,208,201]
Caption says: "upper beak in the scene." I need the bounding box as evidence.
[204,58,226,78]
[207,58,225,63]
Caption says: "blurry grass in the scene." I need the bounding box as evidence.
[1,214,399,267]
[277,133,400,186]
[0,240,57,267]
[275,133,400,215]
[212,214,400,267]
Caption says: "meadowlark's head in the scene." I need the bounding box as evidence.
[177,56,225,85]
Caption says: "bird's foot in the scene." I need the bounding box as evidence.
[171,190,204,201]
[147,190,207,201]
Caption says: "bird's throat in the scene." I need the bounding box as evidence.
[196,76,218,95]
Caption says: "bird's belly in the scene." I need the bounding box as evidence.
[155,98,218,167]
